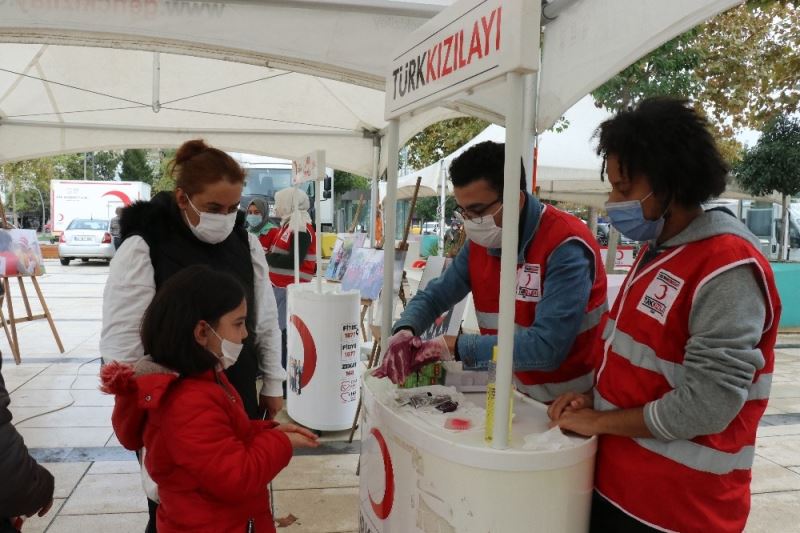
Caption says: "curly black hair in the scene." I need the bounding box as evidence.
[449,141,527,195]
[595,97,729,206]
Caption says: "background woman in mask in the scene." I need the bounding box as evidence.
[246,197,278,251]
[548,98,781,533]
[101,266,318,533]
[265,187,317,395]
[373,141,608,408]
[100,139,285,533]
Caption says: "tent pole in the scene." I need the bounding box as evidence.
[438,162,446,255]
[294,186,300,286]
[492,72,525,450]
[370,137,381,248]
[380,120,400,357]
[522,73,537,193]
[316,180,323,293]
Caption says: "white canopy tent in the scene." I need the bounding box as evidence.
[0,0,741,175]
[0,44,463,177]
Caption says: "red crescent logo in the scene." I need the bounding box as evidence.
[655,284,668,300]
[368,428,395,520]
[290,314,317,388]
[102,191,133,206]
[58,214,64,222]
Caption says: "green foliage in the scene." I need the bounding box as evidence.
[152,149,177,193]
[697,1,800,133]
[0,158,54,216]
[120,149,155,185]
[592,30,703,111]
[93,151,123,181]
[405,117,489,169]
[51,154,86,180]
[332,170,370,197]
[414,196,457,223]
[591,1,799,166]
[735,115,800,198]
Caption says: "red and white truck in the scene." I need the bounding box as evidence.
[50,180,151,235]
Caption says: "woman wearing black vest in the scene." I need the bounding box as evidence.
[100,139,284,533]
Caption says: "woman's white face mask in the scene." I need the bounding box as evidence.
[184,196,237,244]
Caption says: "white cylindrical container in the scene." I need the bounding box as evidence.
[359,376,597,532]
[286,283,361,431]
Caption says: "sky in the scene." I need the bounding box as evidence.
[536,96,761,171]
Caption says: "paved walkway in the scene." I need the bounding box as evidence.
[4,261,800,532]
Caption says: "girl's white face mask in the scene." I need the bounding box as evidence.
[184,196,236,244]
[208,326,243,370]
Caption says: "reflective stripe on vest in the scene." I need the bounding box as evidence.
[477,301,607,334]
[604,318,772,401]
[515,370,595,403]
[595,391,756,475]
[269,267,315,282]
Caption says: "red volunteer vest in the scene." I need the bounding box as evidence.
[594,234,780,532]
[469,205,608,403]
[268,223,317,288]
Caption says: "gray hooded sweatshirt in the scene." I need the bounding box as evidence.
[634,209,770,441]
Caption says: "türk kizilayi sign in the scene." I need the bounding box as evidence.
[385,0,539,120]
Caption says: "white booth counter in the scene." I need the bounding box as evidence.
[359,375,597,533]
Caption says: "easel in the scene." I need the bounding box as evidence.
[349,176,422,442]
[0,199,64,364]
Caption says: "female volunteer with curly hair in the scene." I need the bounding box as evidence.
[100,139,284,532]
[549,98,781,533]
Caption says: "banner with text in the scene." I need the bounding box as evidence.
[385,0,539,119]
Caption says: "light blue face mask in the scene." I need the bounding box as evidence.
[605,192,665,242]
[245,214,262,230]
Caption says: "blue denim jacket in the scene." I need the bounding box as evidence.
[394,193,594,371]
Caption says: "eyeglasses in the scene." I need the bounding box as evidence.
[454,199,503,224]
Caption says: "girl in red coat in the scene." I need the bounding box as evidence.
[101,265,318,533]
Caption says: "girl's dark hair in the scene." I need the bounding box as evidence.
[449,141,527,195]
[141,265,246,376]
[595,97,729,206]
[170,139,246,195]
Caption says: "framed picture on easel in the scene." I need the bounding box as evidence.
[0,201,64,364]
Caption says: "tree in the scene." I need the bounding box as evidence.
[592,1,799,165]
[94,151,123,181]
[152,149,177,193]
[735,114,800,258]
[697,1,800,133]
[592,29,703,112]
[405,117,489,169]
[0,158,55,227]
[120,149,155,185]
[52,153,87,181]
[414,196,457,224]
[332,170,370,197]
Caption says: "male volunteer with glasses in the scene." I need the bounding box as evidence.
[373,141,609,403]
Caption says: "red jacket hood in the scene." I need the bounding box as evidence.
[100,359,183,450]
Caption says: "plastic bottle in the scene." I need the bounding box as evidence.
[485,346,512,444]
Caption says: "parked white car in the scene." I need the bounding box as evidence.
[422,221,440,235]
[58,219,115,265]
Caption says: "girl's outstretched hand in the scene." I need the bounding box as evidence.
[276,423,320,448]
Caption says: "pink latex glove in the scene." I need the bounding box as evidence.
[372,329,423,384]
[416,336,453,363]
